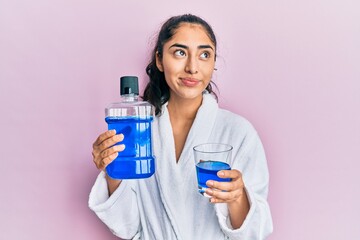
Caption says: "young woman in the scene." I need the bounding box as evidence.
[90,14,273,240]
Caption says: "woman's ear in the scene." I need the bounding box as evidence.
[155,52,164,72]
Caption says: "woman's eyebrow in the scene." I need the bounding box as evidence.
[169,43,214,51]
[169,43,188,49]
[198,45,214,51]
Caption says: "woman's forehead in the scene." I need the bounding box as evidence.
[168,23,215,47]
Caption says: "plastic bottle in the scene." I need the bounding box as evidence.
[105,76,155,179]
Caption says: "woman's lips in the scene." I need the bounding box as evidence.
[180,78,200,87]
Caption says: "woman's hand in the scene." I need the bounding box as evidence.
[205,169,245,203]
[92,130,125,196]
[205,169,250,229]
[92,130,125,171]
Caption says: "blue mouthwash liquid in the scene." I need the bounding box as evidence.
[105,116,155,179]
[196,161,231,195]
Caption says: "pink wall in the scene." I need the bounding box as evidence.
[1,1,359,239]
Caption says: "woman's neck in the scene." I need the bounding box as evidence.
[166,94,203,162]
[167,95,203,121]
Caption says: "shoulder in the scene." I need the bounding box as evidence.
[212,108,261,151]
[213,109,266,169]
[216,108,256,134]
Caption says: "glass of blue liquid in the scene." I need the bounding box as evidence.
[194,143,233,197]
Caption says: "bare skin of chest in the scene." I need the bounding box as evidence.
[170,118,193,162]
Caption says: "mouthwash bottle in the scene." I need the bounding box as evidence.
[105,76,155,179]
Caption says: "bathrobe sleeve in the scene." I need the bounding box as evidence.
[214,121,273,240]
[88,171,141,239]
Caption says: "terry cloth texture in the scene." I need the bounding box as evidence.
[89,93,273,240]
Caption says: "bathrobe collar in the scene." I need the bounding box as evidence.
[153,93,219,239]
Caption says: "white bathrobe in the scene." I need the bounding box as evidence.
[89,93,273,240]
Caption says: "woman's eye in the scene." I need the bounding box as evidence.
[200,52,210,59]
[174,50,186,57]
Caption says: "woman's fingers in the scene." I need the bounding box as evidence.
[92,132,124,158]
[206,170,242,191]
[218,169,241,180]
[94,144,126,170]
[100,144,125,159]
[92,130,125,171]
[207,179,237,192]
[97,152,119,170]
[205,169,245,203]
[93,130,116,148]
[206,187,242,203]
[97,133,124,151]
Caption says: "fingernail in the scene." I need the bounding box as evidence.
[218,171,225,177]
[115,134,124,141]
[115,145,125,151]
[206,188,213,195]
[207,180,214,187]
[110,129,116,134]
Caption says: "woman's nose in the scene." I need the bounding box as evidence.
[185,57,198,74]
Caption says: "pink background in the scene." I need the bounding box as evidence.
[1,1,359,239]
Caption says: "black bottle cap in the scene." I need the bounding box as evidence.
[120,76,139,95]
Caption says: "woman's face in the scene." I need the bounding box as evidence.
[156,23,216,102]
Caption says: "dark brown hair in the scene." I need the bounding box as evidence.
[142,14,218,115]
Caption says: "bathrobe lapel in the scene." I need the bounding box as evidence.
[153,94,219,239]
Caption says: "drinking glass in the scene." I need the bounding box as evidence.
[193,143,233,197]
